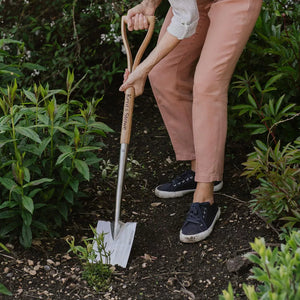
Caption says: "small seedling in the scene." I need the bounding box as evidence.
[66,225,112,291]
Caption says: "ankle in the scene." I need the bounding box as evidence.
[193,182,214,204]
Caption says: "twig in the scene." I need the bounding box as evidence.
[215,193,248,204]
[141,271,193,280]
[0,252,15,260]
[253,212,280,236]
[72,0,81,58]
[216,193,281,236]
[267,112,300,145]
[175,276,195,300]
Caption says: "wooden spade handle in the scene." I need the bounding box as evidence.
[120,15,155,144]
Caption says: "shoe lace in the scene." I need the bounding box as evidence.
[186,205,205,225]
[171,171,193,186]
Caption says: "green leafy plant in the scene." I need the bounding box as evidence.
[0,70,113,248]
[232,73,299,143]
[0,38,45,87]
[66,225,112,292]
[228,0,299,141]
[242,138,300,228]
[0,0,152,98]
[219,230,300,300]
[234,0,299,100]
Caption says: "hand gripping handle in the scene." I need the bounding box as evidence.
[120,15,155,145]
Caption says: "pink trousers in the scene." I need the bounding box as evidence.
[148,0,262,182]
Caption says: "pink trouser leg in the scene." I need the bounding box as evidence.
[149,0,262,182]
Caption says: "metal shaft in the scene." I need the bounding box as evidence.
[114,143,128,239]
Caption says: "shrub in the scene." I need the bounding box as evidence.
[232,73,299,143]
[0,70,113,248]
[242,138,300,228]
[228,0,300,141]
[0,38,46,87]
[220,230,300,300]
[0,0,149,98]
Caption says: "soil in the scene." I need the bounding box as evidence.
[0,84,280,300]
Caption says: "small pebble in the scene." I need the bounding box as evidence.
[44,265,51,272]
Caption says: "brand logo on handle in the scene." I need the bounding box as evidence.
[122,92,132,131]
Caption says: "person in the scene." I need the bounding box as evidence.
[119,0,262,243]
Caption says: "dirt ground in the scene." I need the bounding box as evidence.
[0,86,280,300]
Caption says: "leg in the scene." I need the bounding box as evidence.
[149,3,211,161]
[181,0,262,243]
[192,0,263,184]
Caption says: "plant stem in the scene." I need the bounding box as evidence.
[50,118,54,176]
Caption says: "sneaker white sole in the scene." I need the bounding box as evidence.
[154,188,195,199]
[179,208,221,243]
[155,181,223,199]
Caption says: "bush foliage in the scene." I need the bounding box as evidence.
[220,230,300,300]
[0,71,112,247]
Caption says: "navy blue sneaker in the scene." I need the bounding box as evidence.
[154,170,223,199]
[180,202,220,243]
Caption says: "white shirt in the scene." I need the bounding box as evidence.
[167,0,199,40]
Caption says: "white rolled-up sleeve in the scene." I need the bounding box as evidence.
[167,0,199,40]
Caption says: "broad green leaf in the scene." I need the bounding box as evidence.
[29,188,42,198]
[24,167,30,183]
[56,152,73,165]
[53,126,73,137]
[0,283,12,296]
[19,144,40,156]
[0,201,17,210]
[38,113,49,125]
[69,177,79,193]
[251,127,268,135]
[58,203,68,221]
[23,89,37,104]
[58,145,73,154]
[64,189,74,204]
[20,224,32,248]
[88,122,114,133]
[38,136,51,156]
[275,95,285,115]
[280,103,296,114]
[74,159,89,180]
[248,94,257,108]
[254,77,262,92]
[0,138,15,148]
[0,177,16,190]
[264,74,283,89]
[77,146,100,152]
[268,99,275,116]
[15,126,42,143]
[0,222,18,238]
[256,140,268,152]
[0,210,18,219]
[22,62,46,71]
[23,178,53,188]
[32,220,48,231]
[0,38,23,47]
[22,195,34,214]
[21,210,32,227]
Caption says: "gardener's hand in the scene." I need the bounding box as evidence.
[119,66,148,97]
[126,0,161,31]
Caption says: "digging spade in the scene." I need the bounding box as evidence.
[95,15,155,268]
